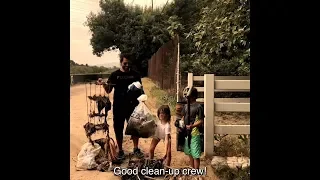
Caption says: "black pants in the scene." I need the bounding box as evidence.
[113,102,136,142]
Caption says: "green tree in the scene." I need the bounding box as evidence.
[70,60,77,66]
[85,0,250,77]
[186,0,250,76]
[165,0,206,75]
[85,0,171,75]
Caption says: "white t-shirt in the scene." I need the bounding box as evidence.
[154,121,171,140]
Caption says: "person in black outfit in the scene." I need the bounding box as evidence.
[97,53,144,160]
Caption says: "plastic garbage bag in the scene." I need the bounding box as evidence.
[125,94,157,138]
[127,81,144,102]
[128,81,142,91]
[76,142,102,170]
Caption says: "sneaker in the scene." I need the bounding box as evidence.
[116,150,125,160]
[133,148,144,158]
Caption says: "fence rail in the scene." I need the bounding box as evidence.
[188,73,250,157]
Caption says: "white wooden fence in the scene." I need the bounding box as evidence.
[187,73,250,157]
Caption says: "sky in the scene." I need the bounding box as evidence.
[70,0,170,67]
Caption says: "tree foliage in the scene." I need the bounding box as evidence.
[185,0,250,75]
[85,0,171,75]
[85,0,250,76]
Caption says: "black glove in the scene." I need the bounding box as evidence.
[174,119,180,128]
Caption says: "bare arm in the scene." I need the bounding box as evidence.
[99,73,116,94]
[164,134,171,158]
[192,105,205,128]
[102,82,114,94]
[191,119,203,128]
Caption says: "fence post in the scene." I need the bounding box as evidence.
[204,74,215,157]
[188,73,193,87]
[71,75,74,86]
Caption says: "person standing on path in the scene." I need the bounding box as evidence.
[181,88,205,169]
[97,53,145,160]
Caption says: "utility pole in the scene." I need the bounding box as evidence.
[161,0,169,14]
[176,35,181,102]
[151,0,153,11]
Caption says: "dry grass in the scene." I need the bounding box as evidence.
[211,134,250,180]
[214,112,250,158]
[214,165,250,180]
[215,112,250,125]
[213,135,250,157]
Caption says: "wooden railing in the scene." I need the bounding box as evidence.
[187,73,250,157]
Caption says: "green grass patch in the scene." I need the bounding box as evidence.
[149,86,176,115]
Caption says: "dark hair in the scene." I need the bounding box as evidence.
[120,53,131,63]
[190,87,198,99]
[157,105,171,122]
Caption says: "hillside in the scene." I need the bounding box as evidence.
[70,60,118,74]
[96,62,120,68]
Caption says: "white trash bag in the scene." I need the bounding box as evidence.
[128,81,142,91]
[125,94,157,138]
[76,142,102,171]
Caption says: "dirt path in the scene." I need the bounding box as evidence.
[70,78,217,180]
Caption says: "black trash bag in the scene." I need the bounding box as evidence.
[141,159,164,177]
[97,161,111,172]
[96,96,111,114]
[83,122,96,137]
[175,117,187,151]
[127,81,144,105]
[200,134,204,152]
[138,120,157,138]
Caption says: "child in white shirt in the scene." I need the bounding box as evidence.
[149,105,172,166]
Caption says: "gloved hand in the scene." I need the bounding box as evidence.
[174,119,180,128]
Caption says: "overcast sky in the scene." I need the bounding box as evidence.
[70,0,171,66]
